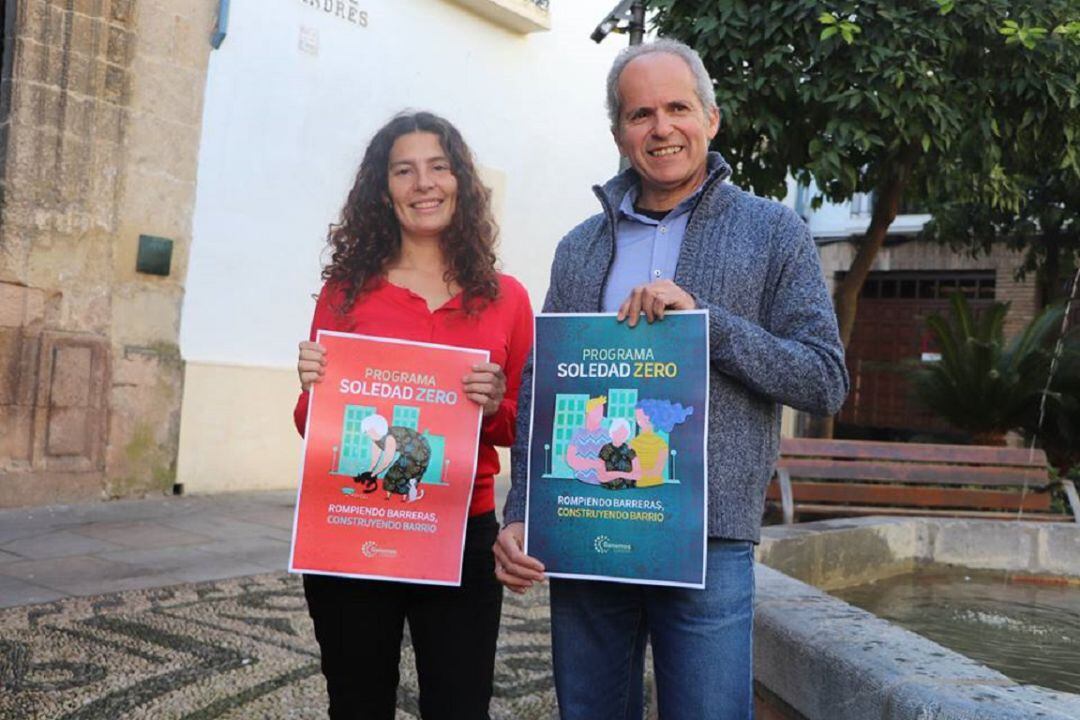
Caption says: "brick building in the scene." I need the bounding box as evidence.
[793,184,1040,440]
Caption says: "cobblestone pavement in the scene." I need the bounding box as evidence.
[0,487,570,719]
[0,572,558,720]
[0,489,661,719]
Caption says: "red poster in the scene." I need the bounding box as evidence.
[289,331,487,585]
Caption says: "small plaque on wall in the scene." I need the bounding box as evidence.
[136,235,173,276]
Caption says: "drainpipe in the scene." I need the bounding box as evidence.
[211,0,230,49]
[795,183,808,220]
[628,2,646,46]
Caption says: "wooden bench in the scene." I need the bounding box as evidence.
[768,438,1080,524]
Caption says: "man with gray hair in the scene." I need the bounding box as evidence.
[494,39,848,719]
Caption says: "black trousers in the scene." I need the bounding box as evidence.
[304,512,503,720]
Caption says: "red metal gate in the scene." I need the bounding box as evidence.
[837,271,996,434]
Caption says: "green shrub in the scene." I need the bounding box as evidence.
[912,293,1063,437]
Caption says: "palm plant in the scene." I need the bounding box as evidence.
[912,293,1065,441]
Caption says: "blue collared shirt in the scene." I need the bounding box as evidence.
[601,184,702,313]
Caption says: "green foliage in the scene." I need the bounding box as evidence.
[916,12,1080,301]
[935,0,956,15]
[650,0,1080,216]
[911,293,1080,468]
[999,19,1048,50]
[920,164,1080,303]
[911,293,1063,435]
[1055,20,1080,41]
[818,12,861,44]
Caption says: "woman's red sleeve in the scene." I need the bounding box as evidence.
[293,284,339,437]
[479,279,534,446]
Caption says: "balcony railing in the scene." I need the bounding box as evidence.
[448,0,551,34]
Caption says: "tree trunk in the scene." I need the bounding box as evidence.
[807,148,916,439]
[1039,225,1062,308]
[834,149,917,348]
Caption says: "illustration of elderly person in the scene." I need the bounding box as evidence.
[565,396,610,484]
[359,413,431,502]
[597,418,642,490]
[630,399,694,488]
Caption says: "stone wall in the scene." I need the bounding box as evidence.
[0,0,215,506]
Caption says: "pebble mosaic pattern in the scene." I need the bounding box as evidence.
[0,573,563,719]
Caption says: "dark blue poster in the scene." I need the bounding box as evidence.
[525,312,708,588]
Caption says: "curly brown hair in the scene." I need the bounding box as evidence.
[323,111,500,313]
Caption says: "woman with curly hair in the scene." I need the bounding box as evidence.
[630,399,694,488]
[293,111,533,720]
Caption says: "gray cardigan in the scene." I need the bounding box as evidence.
[505,153,849,543]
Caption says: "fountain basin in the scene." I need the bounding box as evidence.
[753,517,1080,720]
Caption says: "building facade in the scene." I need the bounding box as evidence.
[174,0,623,496]
[0,0,217,507]
[2,1,1038,506]
[788,181,1039,439]
[0,0,624,506]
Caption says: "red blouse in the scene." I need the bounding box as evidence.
[293,273,534,517]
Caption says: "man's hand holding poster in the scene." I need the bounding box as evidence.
[290,331,486,585]
[525,311,709,588]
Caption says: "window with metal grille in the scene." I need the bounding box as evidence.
[855,271,996,301]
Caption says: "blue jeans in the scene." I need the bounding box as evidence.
[549,540,754,720]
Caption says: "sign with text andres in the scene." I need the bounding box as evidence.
[298,0,369,27]
[525,312,709,588]
[290,331,486,585]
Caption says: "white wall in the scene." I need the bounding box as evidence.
[181,0,623,369]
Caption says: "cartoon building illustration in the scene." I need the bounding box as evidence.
[392,405,420,430]
[336,405,377,476]
[606,388,638,435]
[421,432,447,486]
[548,393,588,477]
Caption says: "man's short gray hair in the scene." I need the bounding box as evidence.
[605,38,717,131]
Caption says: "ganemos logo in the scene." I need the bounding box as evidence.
[361,541,397,558]
[593,535,632,554]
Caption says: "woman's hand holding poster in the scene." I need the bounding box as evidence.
[525,312,709,588]
[290,331,486,586]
